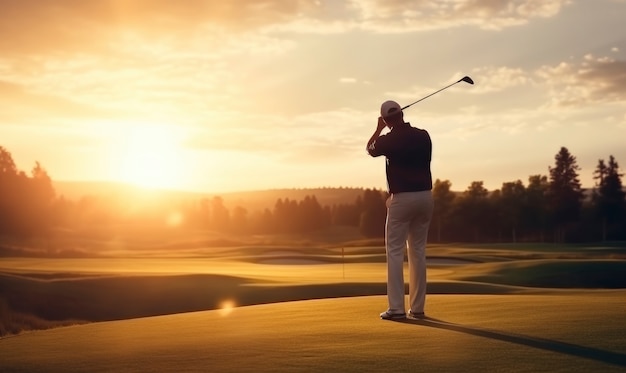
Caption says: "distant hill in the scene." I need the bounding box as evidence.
[53,181,178,200]
[53,181,606,213]
[53,181,375,213]
[214,188,373,212]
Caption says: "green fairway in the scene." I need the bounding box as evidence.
[1,242,626,371]
[1,243,625,328]
[1,294,625,372]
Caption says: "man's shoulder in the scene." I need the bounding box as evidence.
[406,122,427,131]
[403,123,429,137]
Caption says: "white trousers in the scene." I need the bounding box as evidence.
[385,190,434,314]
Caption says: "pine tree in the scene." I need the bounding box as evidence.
[454,181,490,242]
[592,155,626,240]
[358,189,386,238]
[498,180,525,243]
[432,179,455,242]
[211,196,230,232]
[548,147,584,242]
[524,175,549,241]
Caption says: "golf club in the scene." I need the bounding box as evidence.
[401,76,474,111]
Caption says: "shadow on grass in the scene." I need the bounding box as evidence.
[391,317,626,368]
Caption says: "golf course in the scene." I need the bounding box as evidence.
[1,241,625,372]
[2,0,626,371]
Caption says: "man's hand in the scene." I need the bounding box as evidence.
[367,117,388,155]
[377,116,387,132]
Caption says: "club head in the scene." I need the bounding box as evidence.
[460,76,474,85]
[401,75,474,111]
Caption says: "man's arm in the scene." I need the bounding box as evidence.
[366,117,388,156]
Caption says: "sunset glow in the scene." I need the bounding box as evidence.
[114,124,186,189]
[1,1,624,193]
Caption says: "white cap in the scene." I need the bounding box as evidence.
[380,100,402,118]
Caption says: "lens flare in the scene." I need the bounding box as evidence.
[166,211,183,227]
[219,300,236,316]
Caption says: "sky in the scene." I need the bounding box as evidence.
[1,0,625,194]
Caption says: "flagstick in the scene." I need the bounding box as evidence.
[342,247,345,280]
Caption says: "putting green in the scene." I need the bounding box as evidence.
[1,293,625,372]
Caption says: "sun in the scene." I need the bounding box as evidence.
[115,123,186,190]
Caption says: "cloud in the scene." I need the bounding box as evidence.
[536,54,626,106]
[352,0,571,32]
[0,0,317,54]
[0,0,575,125]
[0,0,573,56]
[339,77,358,84]
[406,56,626,112]
[183,107,369,164]
[179,50,623,159]
[465,67,530,93]
[0,25,298,123]
[0,80,111,122]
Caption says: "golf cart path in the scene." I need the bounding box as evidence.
[2,293,625,372]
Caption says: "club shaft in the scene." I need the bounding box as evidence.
[401,80,461,110]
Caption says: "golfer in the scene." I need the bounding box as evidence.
[366,100,434,320]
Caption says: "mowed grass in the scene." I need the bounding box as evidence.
[1,294,626,372]
[450,259,626,288]
[1,242,626,371]
[1,243,625,326]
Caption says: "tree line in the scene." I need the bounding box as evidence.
[0,145,624,243]
[431,147,625,242]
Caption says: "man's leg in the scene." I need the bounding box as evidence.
[407,191,433,315]
[385,194,411,313]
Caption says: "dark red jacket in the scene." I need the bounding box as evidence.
[367,122,432,194]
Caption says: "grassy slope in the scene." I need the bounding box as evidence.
[2,243,626,371]
[1,243,625,330]
[1,294,626,373]
[0,269,520,325]
[450,259,626,288]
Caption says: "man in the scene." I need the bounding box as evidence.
[366,100,434,320]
